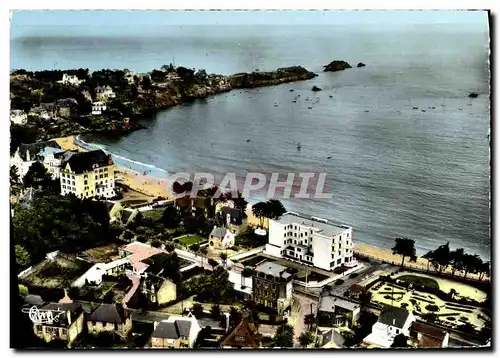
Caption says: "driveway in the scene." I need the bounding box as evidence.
[291,293,318,347]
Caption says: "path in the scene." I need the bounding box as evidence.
[122,272,140,306]
[291,293,318,347]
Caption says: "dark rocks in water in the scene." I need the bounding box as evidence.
[413,107,418,110]
[246,139,251,142]
[357,62,366,68]
[312,86,322,92]
[458,108,463,110]
[469,92,479,98]
[329,95,333,98]
[327,156,332,159]
[421,110,426,112]
[364,110,369,113]
[292,100,297,103]
[289,89,294,92]
[308,106,313,109]
[431,106,436,109]
[324,60,352,72]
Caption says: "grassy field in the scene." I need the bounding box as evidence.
[397,275,440,290]
[176,235,207,246]
[142,209,165,222]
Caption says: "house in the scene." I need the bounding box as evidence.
[175,196,215,218]
[124,71,135,84]
[56,98,78,118]
[87,303,132,338]
[219,316,262,348]
[60,149,115,199]
[264,212,357,271]
[58,73,82,86]
[10,140,62,181]
[150,316,202,348]
[10,109,27,125]
[95,85,116,101]
[141,274,177,305]
[43,150,78,180]
[32,302,85,347]
[252,261,293,314]
[209,226,236,249]
[219,206,246,234]
[317,328,345,348]
[410,321,449,348]
[363,306,416,348]
[92,101,107,115]
[318,296,361,328]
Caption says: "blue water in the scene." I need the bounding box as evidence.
[11,23,491,259]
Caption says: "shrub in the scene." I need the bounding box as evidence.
[350,273,359,279]
[335,279,344,286]
[425,304,440,312]
[447,317,456,321]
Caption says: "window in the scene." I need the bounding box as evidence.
[84,180,88,185]
[105,173,108,178]
[84,174,88,179]
[72,181,75,186]
[396,329,399,334]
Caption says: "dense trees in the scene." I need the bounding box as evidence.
[15,245,31,270]
[273,323,294,347]
[162,205,180,229]
[304,313,316,331]
[391,238,417,268]
[391,333,409,348]
[298,332,314,347]
[252,199,286,227]
[12,193,112,264]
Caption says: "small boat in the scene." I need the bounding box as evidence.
[296,143,302,150]
[413,107,418,110]
[329,95,333,98]
[327,156,332,159]
[246,139,251,142]
[308,107,313,109]
[292,100,297,103]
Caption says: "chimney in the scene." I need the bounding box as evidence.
[58,289,73,303]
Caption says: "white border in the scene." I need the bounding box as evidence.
[2,2,496,358]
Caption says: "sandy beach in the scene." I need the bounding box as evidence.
[56,136,173,200]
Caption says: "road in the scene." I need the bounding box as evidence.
[291,293,318,347]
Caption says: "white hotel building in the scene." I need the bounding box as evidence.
[265,212,356,271]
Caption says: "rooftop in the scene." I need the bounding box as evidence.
[63,149,113,174]
[254,261,291,279]
[210,227,227,238]
[378,305,411,328]
[152,319,193,339]
[272,212,350,237]
[319,296,360,313]
[89,303,128,324]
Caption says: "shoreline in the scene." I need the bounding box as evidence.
[56,135,173,200]
[55,135,489,282]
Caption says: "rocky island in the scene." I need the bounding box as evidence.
[9,65,317,147]
[323,60,352,72]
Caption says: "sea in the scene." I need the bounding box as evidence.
[10,23,491,259]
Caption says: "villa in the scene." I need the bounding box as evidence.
[58,73,82,86]
[264,212,357,271]
[363,306,416,348]
[10,109,28,125]
[95,85,116,101]
[60,149,115,199]
[92,101,107,115]
[10,140,62,181]
[87,303,132,338]
[209,226,236,249]
[252,261,293,314]
[150,316,202,348]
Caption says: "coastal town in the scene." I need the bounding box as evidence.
[10,65,491,349]
[9,11,491,350]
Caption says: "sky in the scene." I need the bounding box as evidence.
[11,10,488,27]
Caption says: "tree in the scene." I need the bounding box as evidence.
[191,303,204,318]
[18,284,28,297]
[251,202,267,227]
[273,323,294,348]
[162,206,180,229]
[391,333,409,348]
[266,199,286,219]
[199,246,208,268]
[15,245,31,269]
[164,242,175,253]
[391,238,417,268]
[462,253,483,279]
[422,250,434,271]
[451,248,465,276]
[422,313,438,323]
[298,332,314,347]
[429,242,452,273]
[449,288,457,300]
[479,261,490,281]
[10,165,20,185]
[141,76,152,91]
[210,304,221,319]
[23,162,52,189]
[229,306,241,327]
[304,313,316,331]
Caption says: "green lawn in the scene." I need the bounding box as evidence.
[398,275,440,290]
[176,235,207,246]
[142,209,165,222]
